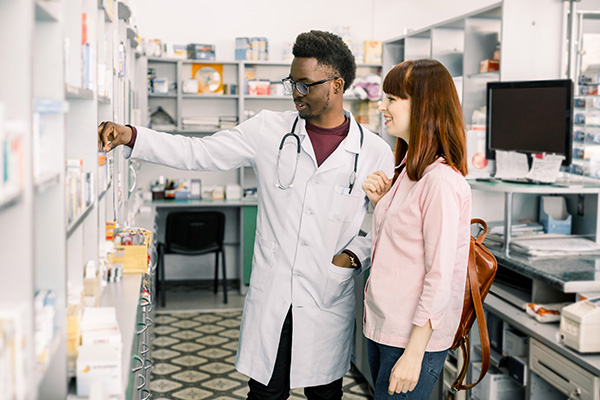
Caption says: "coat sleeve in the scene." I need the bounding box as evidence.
[123,113,263,171]
[345,139,395,274]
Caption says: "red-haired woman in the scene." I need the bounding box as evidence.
[361,59,472,399]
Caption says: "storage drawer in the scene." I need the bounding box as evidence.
[529,338,599,400]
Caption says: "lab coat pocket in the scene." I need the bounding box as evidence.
[329,186,364,223]
[249,233,278,291]
[322,263,355,308]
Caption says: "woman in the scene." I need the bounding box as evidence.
[361,59,472,399]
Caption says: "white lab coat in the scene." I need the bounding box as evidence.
[125,110,394,388]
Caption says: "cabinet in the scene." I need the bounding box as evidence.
[0,0,143,398]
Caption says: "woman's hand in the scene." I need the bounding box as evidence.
[362,170,392,206]
[98,121,133,152]
[388,351,423,394]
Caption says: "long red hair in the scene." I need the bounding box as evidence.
[383,59,467,182]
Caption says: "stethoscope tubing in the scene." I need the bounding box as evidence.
[276,116,364,192]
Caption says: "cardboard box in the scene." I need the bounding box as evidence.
[364,40,382,64]
[112,245,147,273]
[480,59,500,73]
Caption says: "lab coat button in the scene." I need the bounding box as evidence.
[305,209,312,215]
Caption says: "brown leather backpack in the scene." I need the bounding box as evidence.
[450,218,498,391]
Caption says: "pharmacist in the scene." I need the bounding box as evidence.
[99,30,393,399]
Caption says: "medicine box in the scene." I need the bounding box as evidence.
[502,326,528,357]
[76,344,122,396]
[112,245,147,273]
[480,59,500,73]
[187,43,215,60]
[471,363,524,400]
[539,196,572,235]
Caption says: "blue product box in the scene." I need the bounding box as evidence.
[539,196,572,235]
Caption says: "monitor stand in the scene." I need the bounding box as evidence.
[500,177,552,185]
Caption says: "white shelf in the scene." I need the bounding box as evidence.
[34,172,61,193]
[35,0,60,22]
[183,94,240,99]
[35,332,64,388]
[98,94,111,104]
[65,85,94,100]
[98,181,112,201]
[66,202,95,238]
[117,0,132,20]
[0,189,23,212]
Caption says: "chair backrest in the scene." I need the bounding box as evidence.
[165,211,225,253]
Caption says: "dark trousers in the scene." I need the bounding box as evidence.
[247,307,343,400]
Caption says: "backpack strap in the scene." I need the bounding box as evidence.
[452,219,492,391]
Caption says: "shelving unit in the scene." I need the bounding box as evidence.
[0,0,145,398]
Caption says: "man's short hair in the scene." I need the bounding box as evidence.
[292,30,356,92]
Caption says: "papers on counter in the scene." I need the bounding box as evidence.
[509,237,600,257]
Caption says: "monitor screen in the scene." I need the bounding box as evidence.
[485,79,573,166]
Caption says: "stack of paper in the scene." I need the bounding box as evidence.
[484,221,545,246]
[510,237,600,257]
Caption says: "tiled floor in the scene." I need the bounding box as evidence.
[151,281,373,400]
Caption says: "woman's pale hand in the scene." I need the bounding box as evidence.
[388,352,423,394]
[362,170,392,206]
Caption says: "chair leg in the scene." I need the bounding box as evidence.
[214,252,219,294]
[221,249,227,304]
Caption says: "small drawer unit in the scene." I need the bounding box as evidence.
[529,338,599,400]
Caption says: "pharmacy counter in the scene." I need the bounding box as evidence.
[490,247,600,293]
[99,273,151,400]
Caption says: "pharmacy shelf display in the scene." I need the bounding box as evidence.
[0,0,146,398]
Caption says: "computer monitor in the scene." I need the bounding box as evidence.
[485,79,573,166]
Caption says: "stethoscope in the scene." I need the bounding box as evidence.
[276,117,364,193]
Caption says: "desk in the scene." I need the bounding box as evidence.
[147,198,258,294]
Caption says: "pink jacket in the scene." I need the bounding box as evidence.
[364,158,471,351]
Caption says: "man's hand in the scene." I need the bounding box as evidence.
[98,121,133,152]
[362,170,392,207]
[332,253,353,269]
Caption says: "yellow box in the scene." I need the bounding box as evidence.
[113,245,148,273]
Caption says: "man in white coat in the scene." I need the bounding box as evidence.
[99,30,394,400]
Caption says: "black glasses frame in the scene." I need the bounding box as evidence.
[282,76,339,96]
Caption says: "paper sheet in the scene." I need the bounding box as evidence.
[526,154,564,183]
[493,150,529,179]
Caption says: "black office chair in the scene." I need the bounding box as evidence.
[157,211,227,306]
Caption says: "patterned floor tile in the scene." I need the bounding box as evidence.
[172,320,202,329]
[171,355,208,367]
[220,341,239,351]
[153,348,182,360]
[193,314,224,323]
[195,324,226,334]
[197,348,233,359]
[196,335,229,346]
[201,378,243,392]
[218,329,241,339]
[151,378,183,393]
[153,336,181,347]
[152,362,183,376]
[151,310,372,400]
[198,362,236,374]
[171,370,211,383]
[171,330,205,340]
[171,387,213,400]
[171,342,206,353]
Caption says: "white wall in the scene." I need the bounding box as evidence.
[133,0,499,61]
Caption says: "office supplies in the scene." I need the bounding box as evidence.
[560,296,600,353]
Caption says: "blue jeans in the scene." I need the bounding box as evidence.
[367,339,447,399]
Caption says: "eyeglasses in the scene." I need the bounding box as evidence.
[282,76,339,96]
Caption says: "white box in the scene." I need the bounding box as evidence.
[503,326,528,357]
[226,184,241,200]
[470,362,524,400]
[76,344,122,396]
